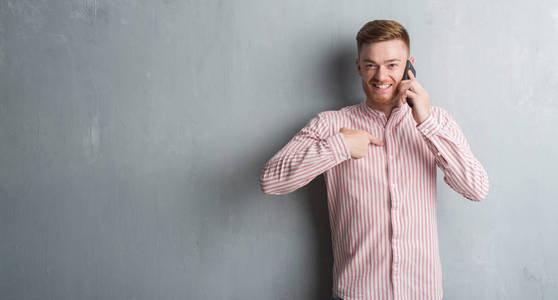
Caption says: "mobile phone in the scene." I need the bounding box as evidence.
[403,60,416,107]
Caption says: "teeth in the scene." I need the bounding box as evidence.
[374,83,391,89]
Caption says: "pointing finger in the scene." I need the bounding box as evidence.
[368,134,384,146]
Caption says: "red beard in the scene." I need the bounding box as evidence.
[362,80,396,105]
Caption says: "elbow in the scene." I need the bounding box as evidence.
[259,171,294,195]
[259,172,281,195]
[477,184,490,202]
[259,179,275,195]
[467,176,490,202]
[261,187,279,195]
[466,191,487,202]
[259,162,303,195]
[259,181,284,195]
[259,165,273,195]
[259,175,270,194]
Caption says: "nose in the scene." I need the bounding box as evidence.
[372,65,388,82]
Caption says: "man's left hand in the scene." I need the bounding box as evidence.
[397,69,431,125]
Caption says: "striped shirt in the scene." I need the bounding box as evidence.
[259,99,489,300]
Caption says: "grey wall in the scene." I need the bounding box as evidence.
[1,0,557,299]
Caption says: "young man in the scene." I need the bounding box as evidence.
[259,20,489,300]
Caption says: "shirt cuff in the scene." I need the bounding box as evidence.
[416,113,441,139]
[326,132,352,162]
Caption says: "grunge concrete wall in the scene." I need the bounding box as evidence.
[1,0,557,299]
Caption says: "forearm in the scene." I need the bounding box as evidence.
[259,132,350,195]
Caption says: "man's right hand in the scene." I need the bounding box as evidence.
[340,127,384,159]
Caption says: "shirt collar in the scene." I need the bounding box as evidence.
[360,98,409,121]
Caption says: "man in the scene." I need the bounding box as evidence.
[259,20,489,300]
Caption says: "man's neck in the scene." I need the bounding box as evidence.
[365,98,400,119]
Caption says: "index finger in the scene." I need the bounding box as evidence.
[368,134,384,146]
[408,69,415,80]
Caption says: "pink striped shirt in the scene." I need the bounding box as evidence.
[259,99,489,300]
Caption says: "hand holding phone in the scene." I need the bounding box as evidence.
[403,60,416,108]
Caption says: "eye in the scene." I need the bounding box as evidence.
[366,64,376,69]
[389,64,397,68]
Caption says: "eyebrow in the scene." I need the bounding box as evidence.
[363,58,401,64]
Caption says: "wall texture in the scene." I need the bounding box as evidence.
[1,0,557,299]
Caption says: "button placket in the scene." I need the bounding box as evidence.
[385,125,403,297]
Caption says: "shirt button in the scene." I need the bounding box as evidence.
[389,155,393,161]
[391,183,396,189]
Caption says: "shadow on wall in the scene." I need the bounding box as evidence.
[252,44,361,299]
[319,42,363,108]
[303,175,335,300]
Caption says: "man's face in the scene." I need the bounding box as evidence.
[356,40,411,106]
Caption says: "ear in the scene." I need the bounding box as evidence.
[355,57,362,75]
[409,57,415,64]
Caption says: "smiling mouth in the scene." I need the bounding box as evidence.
[372,83,392,91]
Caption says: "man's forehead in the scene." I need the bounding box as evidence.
[360,40,408,61]
[361,57,402,63]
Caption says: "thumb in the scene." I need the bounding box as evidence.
[368,134,384,146]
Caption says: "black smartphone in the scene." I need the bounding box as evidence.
[403,60,416,107]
